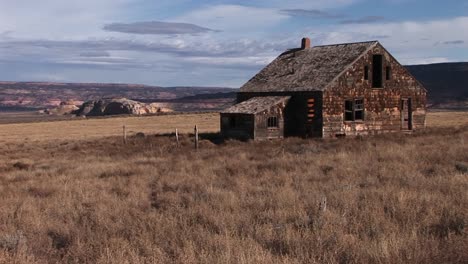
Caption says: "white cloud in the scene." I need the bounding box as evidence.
[403,57,451,65]
[0,0,467,86]
[312,16,468,64]
[176,5,288,33]
[0,0,135,38]
[184,55,276,68]
[233,0,361,9]
[333,16,468,48]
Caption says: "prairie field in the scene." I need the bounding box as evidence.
[0,111,467,263]
[0,113,219,143]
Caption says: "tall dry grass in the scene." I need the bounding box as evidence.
[0,113,466,263]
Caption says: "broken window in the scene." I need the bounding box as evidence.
[354,99,364,120]
[372,55,383,88]
[267,116,278,128]
[386,66,391,80]
[344,99,364,121]
[364,65,369,80]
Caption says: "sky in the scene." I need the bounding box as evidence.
[0,0,467,87]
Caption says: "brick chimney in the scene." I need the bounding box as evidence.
[301,37,311,49]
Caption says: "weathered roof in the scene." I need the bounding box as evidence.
[221,96,290,114]
[240,41,379,92]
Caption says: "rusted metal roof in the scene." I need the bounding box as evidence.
[240,41,379,93]
[221,96,291,114]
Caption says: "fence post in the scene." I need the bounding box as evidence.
[194,125,199,150]
[319,196,327,213]
[123,125,127,144]
[175,128,180,147]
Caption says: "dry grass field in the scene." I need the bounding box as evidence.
[0,113,219,143]
[0,111,467,263]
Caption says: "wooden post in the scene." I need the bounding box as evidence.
[175,128,180,147]
[123,125,127,144]
[319,196,327,213]
[194,125,199,150]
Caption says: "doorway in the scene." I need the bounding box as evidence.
[401,98,413,130]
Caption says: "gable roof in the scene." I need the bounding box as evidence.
[240,41,379,93]
[221,96,290,114]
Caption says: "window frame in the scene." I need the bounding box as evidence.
[267,116,279,129]
[344,99,365,122]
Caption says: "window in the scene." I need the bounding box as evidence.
[372,55,383,88]
[229,117,236,128]
[354,99,364,120]
[267,116,278,128]
[344,99,364,121]
[364,65,369,80]
[386,66,391,80]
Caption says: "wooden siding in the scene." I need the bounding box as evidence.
[253,104,286,140]
[221,100,288,140]
[322,43,426,137]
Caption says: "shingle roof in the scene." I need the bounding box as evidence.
[240,41,379,92]
[221,96,291,114]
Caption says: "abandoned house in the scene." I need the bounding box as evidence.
[221,38,427,140]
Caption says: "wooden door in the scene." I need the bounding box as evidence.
[401,98,413,130]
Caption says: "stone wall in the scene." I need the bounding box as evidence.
[323,43,427,137]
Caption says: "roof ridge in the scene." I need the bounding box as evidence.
[313,40,379,48]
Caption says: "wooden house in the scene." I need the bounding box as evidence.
[221,38,427,140]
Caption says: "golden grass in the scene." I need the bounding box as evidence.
[0,113,219,143]
[426,111,468,128]
[0,111,467,263]
[0,111,465,144]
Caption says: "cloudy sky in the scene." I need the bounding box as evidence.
[0,0,467,87]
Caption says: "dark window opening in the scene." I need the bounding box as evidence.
[372,55,383,88]
[229,117,237,128]
[344,99,365,121]
[386,66,391,80]
[267,116,278,128]
[345,100,354,121]
[364,65,369,80]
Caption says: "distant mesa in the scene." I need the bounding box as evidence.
[40,98,173,116]
[41,100,81,115]
[73,98,173,117]
[0,81,235,112]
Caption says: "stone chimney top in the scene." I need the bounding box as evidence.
[301,37,311,49]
